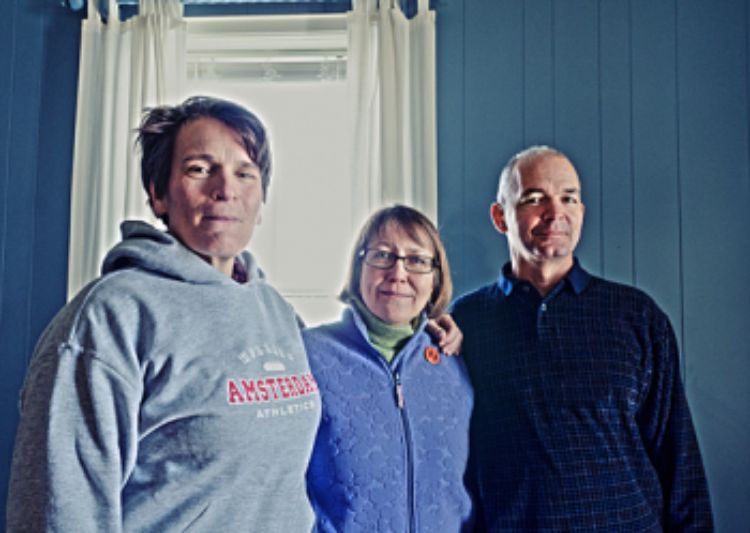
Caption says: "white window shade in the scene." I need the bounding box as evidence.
[185,14,352,326]
[186,15,347,82]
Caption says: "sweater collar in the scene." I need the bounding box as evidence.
[497,258,590,297]
[351,297,415,363]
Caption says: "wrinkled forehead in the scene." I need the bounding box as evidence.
[516,153,581,193]
[369,220,434,252]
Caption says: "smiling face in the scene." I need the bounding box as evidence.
[150,117,263,276]
[492,152,585,274]
[359,222,436,326]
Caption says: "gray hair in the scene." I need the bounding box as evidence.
[496,145,567,206]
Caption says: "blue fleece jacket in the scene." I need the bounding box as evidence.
[304,307,474,532]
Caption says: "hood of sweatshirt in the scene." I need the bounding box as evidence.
[101,220,259,286]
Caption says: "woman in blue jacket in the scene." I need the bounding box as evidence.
[304,205,474,532]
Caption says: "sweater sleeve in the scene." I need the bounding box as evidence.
[636,310,713,532]
[6,336,142,532]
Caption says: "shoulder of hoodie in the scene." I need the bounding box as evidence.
[65,259,296,332]
[37,264,222,346]
[34,268,161,354]
[30,263,296,386]
[24,272,151,393]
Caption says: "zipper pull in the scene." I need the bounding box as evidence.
[395,373,405,409]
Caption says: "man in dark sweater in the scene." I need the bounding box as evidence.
[453,145,713,532]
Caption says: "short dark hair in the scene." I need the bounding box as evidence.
[340,205,453,319]
[136,95,271,221]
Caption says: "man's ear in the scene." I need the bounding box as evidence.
[490,202,508,234]
[149,182,167,217]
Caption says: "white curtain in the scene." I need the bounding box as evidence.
[347,0,437,224]
[67,0,186,297]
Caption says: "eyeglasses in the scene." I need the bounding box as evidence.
[359,249,438,274]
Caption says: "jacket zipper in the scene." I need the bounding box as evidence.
[394,371,415,533]
[395,372,405,408]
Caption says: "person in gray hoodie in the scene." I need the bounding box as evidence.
[6,96,321,532]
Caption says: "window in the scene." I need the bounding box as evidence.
[186,15,353,325]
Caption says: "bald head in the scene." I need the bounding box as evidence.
[491,145,585,292]
[497,145,570,208]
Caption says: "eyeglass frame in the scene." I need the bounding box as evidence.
[358,248,439,274]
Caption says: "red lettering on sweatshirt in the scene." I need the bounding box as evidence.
[290,375,306,396]
[276,376,291,400]
[240,379,258,402]
[227,372,318,405]
[265,378,280,400]
[256,379,269,401]
[227,381,245,404]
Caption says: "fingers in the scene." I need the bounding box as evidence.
[440,328,462,356]
[425,315,464,355]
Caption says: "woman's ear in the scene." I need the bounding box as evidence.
[149,182,168,217]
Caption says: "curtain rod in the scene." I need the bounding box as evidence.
[63,0,353,11]
[63,0,430,18]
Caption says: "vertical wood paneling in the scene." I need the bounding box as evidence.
[0,0,42,447]
[522,0,554,146]
[0,3,16,527]
[0,1,746,530]
[552,0,602,273]
[599,0,634,284]
[677,1,750,529]
[31,14,79,341]
[436,0,466,292]
[630,0,682,339]
[0,1,13,322]
[459,0,524,294]
[0,1,41,524]
[0,3,80,525]
[437,1,749,530]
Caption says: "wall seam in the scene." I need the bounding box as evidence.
[0,0,19,333]
[521,0,526,144]
[628,0,636,286]
[674,0,686,382]
[551,1,556,144]
[461,0,466,278]
[26,11,46,365]
[596,0,604,275]
[746,0,750,193]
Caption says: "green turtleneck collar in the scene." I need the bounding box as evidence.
[352,297,415,363]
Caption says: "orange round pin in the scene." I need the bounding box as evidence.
[424,346,440,365]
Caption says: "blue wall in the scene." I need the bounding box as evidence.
[0,0,747,530]
[0,0,81,526]
[437,1,750,530]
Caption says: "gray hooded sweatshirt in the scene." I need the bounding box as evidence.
[7,221,320,532]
